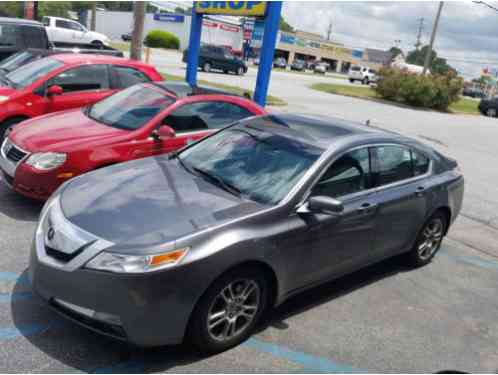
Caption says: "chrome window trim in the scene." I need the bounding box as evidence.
[294,142,433,207]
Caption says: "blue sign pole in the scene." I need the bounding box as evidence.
[186,8,203,85]
[253,1,282,107]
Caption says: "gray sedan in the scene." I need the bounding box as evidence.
[29,114,464,353]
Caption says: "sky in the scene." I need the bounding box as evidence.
[281,1,498,79]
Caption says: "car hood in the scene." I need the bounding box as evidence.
[10,109,127,152]
[60,157,267,246]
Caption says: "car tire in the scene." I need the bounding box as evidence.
[349,78,354,83]
[236,67,244,76]
[486,108,496,117]
[188,267,268,354]
[0,117,27,142]
[91,40,104,49]
[362,77,369,85]
[203,62,211,73]
[406,211,448,267]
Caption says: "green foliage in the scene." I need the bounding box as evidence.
[375,68,464,111]
[144,30,180,50]
[389,46,403,59]
[0,2,24,17]
[38,2,73,18]
[406,45,455,75]
[279,16,293,32]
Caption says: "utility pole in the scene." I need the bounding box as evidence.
[90,2,97,31]
[326,19,332,41]
[415,17,424,50]
[130,2,146,61]
[423,1,444,75]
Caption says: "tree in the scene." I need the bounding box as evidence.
[38,2,73,18]
[0,2,24,17]
[406,45,454,75]
[279,16,293,32]
[389,46,403,59]
[130,2,145,61]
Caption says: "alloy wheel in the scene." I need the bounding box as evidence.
[204,62,211,72]
[418,218,444,261]
[207,278,260,342]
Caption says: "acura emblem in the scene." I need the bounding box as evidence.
[47,227,55,241]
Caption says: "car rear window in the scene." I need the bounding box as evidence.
[0,24,18,47]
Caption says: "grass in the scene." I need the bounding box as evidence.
[161,73,287,107]
[448,97,479,115]
[311,82,480,115]
[109,41,130,52]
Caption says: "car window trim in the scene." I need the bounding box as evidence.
[294,142,433,208]
[49,64,111,94]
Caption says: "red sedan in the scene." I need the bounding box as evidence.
[0,82,266,200]
[0,54,162,140]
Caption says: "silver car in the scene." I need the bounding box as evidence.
[29,114,464,353]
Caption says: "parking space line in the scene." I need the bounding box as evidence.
[244,338,364,373]
[440,249,498,270]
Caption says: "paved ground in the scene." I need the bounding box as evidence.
[0,49,497,372]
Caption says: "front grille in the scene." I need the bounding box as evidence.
[45,246,77,263]
[6,144,27,163]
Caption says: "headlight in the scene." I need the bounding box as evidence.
[26,152,66,170]
[85,248,189,273]
[0,96,9,103]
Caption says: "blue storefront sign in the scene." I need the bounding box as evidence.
[352,49,364,59]
[153,14,185,23]
[280,33,295,44]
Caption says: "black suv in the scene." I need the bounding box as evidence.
[0,17,50,61]
[478,97,498,117]
[183,44,247,75]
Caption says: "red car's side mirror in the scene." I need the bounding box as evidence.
[153,125,176,140]
[47,85,63,97]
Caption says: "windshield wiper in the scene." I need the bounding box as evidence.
[192,167,242,198]
[169,152,196,175]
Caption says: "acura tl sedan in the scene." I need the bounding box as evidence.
[29,114,464,353]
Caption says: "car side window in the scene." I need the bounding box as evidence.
[164,101,254,133]
[0,24,19,47]
[412,150,430,176]
[48,65,110,93]
[113,66,150,88]
[374,145,413,186]
[311,148,371,198]
[55,20,72,30]
[22,26,48,49]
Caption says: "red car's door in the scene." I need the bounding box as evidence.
[44,64,116,113]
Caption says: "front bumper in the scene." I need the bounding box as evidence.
[28,197,206,347]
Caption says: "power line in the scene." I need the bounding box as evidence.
[473,0,498,12]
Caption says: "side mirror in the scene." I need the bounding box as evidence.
[153,125,176,140]
[305,196,344,215]
[47,85,63,97]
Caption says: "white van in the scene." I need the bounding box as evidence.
[348,65,377,85]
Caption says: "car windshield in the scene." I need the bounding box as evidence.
[87,84,175,130]
[178,120,323,205]
[0,51,36,73]
[5,57,63,88]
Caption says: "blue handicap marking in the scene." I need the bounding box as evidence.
[243,338,365,373]
[440,249,498,271]
[0,271,33,303]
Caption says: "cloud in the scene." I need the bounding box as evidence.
[282,1,498,78]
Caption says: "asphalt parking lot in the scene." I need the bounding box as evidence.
[1,50,498,372]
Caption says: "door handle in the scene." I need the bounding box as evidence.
[415,186,426,197]
[357,202,377,213]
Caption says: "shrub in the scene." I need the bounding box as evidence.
[144,30,180,50]
[375,68,463,111]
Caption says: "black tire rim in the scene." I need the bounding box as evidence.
[207,278,260,342]
[418,218,444,260]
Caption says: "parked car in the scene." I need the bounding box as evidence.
[42,16,110,47]
[478,97,498,117]
[314,62,328,75]
[121,33,132,42]
[348,65,377,84]
[290,59,306,72]
[0,82,265,200]
[0,17,51,62]
[463,86,485,99]
[29,113,463,353]
[273,57,287,69]
[0,48,124,79]
[183,45,247,76]
[0,54,162,141]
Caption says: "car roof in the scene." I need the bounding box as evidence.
[0,17,44,27]
[153,81,244,99]
[239,113,417,150]
[51,53,144,66]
